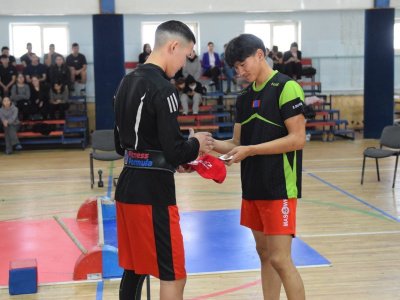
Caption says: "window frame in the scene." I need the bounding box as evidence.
[395,19,400,52]
[9,23,70,59]
[244,20,300,52]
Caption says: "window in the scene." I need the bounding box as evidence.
[10,23,69,59]
[141,21,200,54]
[395,21,400,50]
[244,21,299,52]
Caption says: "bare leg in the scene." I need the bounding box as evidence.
[252,230,282,300]
[253,230,305,300]
[79,69,87,84]
[159,278,186,300]
[69,67,76,83]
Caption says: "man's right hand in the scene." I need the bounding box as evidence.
[193,131,214,153]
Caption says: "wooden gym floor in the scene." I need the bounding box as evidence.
[0,137,399,299]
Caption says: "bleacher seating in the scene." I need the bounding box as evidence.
[178,100,234,139]
[0,96,88,149]
[305,97,355,141]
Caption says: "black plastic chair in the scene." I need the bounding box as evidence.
[361,125,400,188]
[89,130,123,188]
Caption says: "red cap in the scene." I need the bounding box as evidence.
[188,154,227,184]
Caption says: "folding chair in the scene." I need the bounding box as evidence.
[89,129,123,188]
[361,125,400,188]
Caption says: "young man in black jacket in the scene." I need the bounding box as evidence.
[114,20,213,300]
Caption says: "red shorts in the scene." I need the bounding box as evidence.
[240,199,297,235]
[116,201,186,281]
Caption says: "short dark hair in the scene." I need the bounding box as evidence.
[72,42,79,47]
[1,46,9,52]
[155,20,196,48]
[290,42,298,48]
[208,42,214,46]
[142,43,150,52]
[224,34,266,67]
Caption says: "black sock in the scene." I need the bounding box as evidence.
[119,270,147,300]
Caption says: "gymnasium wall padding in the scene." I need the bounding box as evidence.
[364,8,394,138]
[93,14,125,130]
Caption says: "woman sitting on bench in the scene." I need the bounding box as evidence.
[49,82,69,119]
[0,96,22,154]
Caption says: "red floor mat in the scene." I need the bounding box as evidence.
[0,218,98,286]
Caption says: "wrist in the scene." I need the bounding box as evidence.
[247,145,257,156]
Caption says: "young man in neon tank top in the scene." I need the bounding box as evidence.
[213,34,306,300]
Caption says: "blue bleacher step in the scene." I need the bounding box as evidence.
[216,122,234,128]
[204,91,224,98]
[334,119,349,126]
[69,96,86,102]
[213,112,231,118]
[64,127,86,133]
[66,115,88,122]
[214,132,233,139]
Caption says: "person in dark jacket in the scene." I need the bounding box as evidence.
[181,75,204,115]
[138,43,152,64]
[114,20,213,300]
[282,42,302,80]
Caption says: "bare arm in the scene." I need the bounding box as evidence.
[213,123,241,154]
[225,114,305,165]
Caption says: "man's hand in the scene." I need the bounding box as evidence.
[224,145,253,166]
[192,131,214,153]
[3,120,8,128]
[176,164,194,173]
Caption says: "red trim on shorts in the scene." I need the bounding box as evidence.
[168,206,186,279]
[116,202,186,280]
[240,199,297,235]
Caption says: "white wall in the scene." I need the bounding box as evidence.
[0,0,379,16]
[0,8,399,96]
[116,0,375,14]
[0,0,99,15]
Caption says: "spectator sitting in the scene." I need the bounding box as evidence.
[221,43,236,94]
[174,77,185,96]
[66,42,87,95]
[1,46,16,66]
[265,48,274,68]
[201,41,221,91]
[0,96,21,154]
[0,54,17,97]
[48,55,71,91]
[269,45,283,72]
[44,44,64,67]
[182,49,202,81]
[10,73,31,119]
[23,54,47,83]
[173,68,184,82]
[29,75,50,120]
[181,75,204,116]
[20,42,36,67]
[283,42,302,80]
[138,43,152,64]
[49,83,69,119]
